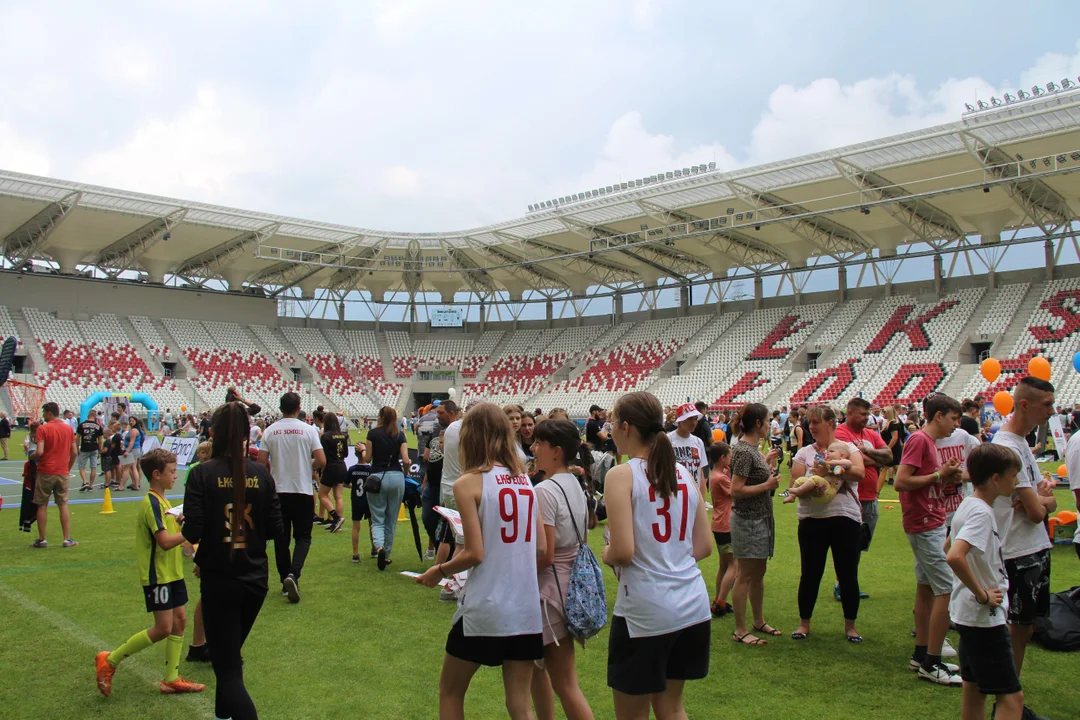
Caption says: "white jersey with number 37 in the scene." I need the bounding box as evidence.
[453,465,542,637]
[614,458,711,638]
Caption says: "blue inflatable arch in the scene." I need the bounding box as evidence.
[80,391,159,431]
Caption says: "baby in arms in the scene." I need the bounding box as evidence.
[784,441,853,504]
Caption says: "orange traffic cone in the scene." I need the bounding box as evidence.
[100,488,117,515]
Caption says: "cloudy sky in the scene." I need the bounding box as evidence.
[2,0,1079,234]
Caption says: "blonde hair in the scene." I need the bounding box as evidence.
[196,441,212,461]
[459,402,524,476]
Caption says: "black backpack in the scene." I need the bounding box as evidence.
[1034,585,1080,652]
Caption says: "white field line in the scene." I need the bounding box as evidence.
[0,579,214,714]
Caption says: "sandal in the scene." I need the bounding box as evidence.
[732,632,767,646]
[753,623,782,637]
[791,631,809,640]
[846,634,864,644]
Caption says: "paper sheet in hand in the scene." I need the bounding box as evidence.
[166,504,183,518]
[433,506,465,543]
[400,570,449,587]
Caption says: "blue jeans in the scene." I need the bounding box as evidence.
[368,471,405,556]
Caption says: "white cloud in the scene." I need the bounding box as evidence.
[0,123,50,176]
[631,0,658,30]
[573,111,738,193]
[77,87,271,204]
[383,165,421,196]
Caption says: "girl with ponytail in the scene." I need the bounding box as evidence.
[601,391,713,717]
[182,402,283,720]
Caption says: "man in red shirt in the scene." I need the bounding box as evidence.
[895,393,963,686]
[31,402,78,548]
[835,398,893,599]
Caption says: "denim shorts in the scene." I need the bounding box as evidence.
[906,525,952,596]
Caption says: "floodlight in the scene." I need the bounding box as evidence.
[708,162,716,170]
[860,206,871,215]
[640,224,648,231]
[983,186,991,193]
[727,208,734,215]
[666,172,674,179]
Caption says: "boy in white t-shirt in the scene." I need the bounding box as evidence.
[668,403,708,498]
[1066,429,1080,563]
[945,443,1023,720]
[936,427,981,529]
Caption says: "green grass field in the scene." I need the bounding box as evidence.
[1,428,1078,719]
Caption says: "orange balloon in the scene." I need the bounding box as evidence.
[980,358,1001,383]
[1028,356,1051,381]
[180,405,187,413]
[712,428,726,443]
[1058,464,1068,478]
[993,391,1014,415]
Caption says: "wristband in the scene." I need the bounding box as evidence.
[932,471,941,483]
[438,564,447,578]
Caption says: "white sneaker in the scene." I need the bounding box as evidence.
[918,662,962,686]
[909,658,959,673]
[941,638,957,658]
[439,588,458,603]
[424,549,435,561]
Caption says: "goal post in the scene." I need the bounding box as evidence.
[6,379,46,421]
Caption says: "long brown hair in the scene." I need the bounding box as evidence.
[322,412,341,434]
[736,402,769,436]
[459,402,524,476]
[211,402,250,552]
[377,406,399,438]
[532,418,593,484]
[612,391,677,498]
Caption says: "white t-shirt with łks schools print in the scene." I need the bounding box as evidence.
[667,431,707,485]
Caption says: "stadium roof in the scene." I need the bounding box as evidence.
[3,89,1080,302]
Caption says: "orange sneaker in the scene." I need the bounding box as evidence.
[160,676,206,694]
[95,651,116,697]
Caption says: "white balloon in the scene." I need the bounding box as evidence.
[447,387,457,398]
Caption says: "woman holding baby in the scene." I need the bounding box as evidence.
[789,405,866,642]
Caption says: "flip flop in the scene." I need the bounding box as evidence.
[753,623,783,636]
[791,631,809,640]
[732,632,767,646]
[846,634,864,644]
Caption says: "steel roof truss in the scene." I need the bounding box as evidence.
[2,190,81,264]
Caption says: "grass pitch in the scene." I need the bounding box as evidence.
[0,429,1078,719]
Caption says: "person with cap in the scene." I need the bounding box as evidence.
[670,402,709,498]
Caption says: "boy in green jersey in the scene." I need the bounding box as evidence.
[95,448,206,696]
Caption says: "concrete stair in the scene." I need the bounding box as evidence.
[152,319,214,408]
[943,288,995,362]
[375,332,399,382]
[119,316,165,374]
[992,283,1041,356]
[472,332,514,379]
[11,311,46,376]
[942,363,978,399]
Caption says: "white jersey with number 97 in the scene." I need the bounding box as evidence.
[452,465,542,637]
[614,458,711,638]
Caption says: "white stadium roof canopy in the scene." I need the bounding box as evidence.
[3,89,1080,303]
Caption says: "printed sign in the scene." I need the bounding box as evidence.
[163,436,198,467]
[430,308,463,328]
[434,506,465,543]
[1049,415,1067,456]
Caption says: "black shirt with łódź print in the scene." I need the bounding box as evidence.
[321,431,349,465]
[181,457,284,592]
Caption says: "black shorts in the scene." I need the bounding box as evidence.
[321,463,347,488]
[351,487,370,521]
[143,579,188,613]
[1004,549,1051,625]
[607,615,710,696]
[445,618,543,667]
[712,531,731,552]
[101,456,115,473]
[956,624,1022,696]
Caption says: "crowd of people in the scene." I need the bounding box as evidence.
[11,373,1080,720]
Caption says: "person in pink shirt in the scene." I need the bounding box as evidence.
[707,443,735,617]
[895,393,964,686]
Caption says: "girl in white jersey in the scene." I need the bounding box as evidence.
[602,391,713,720]
[417,402,541,720]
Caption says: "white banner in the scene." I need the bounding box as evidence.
[141,436,161,454]
[163,436,199,467]
[1049,415,1067,457]
[430,308,463,328]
